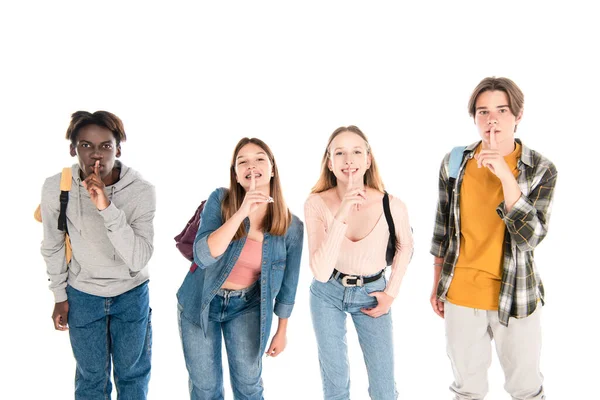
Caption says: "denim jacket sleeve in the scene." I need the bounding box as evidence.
[193,188,227,268]
[273,216,304,319]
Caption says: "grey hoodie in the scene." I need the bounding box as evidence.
[41,161,155,302]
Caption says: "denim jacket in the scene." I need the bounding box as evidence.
[176,187,304,352]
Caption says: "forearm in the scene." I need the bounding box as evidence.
[101,203,154,272]
[500,175,522,213]
[206,210,246,257]
[307,217,347,281]
[432,258,443,293]
[276,317,288,334]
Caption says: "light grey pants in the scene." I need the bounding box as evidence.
[445,302,545,400]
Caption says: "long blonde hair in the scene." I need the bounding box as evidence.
[311,126,384,193]
[222,137,291,240]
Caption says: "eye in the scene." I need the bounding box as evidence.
[238,160,246,164]
[257,157,265,162]
[499,108,508,113]
[478,110,488,115]
[335,151,343,156]
[353,150,362,155]
[81,143,90,148]
[103,144,113,149]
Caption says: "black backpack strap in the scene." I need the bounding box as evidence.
[58,190,69,232]
[383,191,396,254]
[57,168,72,233]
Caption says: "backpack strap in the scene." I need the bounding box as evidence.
[58,168,72,232]
[382,191,396,264]
[448,146,466,180]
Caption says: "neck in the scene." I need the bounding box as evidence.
[249,204,269,229]
[335,181,364,201]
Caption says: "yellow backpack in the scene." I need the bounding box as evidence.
[35,168,73,264]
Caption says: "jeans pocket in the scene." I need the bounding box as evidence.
[361,275,387,296]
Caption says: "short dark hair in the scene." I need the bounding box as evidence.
[468,77,524,118]
[65,111,127,145]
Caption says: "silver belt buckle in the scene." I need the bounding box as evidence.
[341,275,363,287]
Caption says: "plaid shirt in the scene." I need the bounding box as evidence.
[430,139,558,326]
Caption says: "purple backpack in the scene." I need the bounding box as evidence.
[174,200,206,272]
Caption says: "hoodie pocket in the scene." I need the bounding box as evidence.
[78,262,134,280]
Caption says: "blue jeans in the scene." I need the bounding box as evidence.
[310,275,397,400]
[67,281,152,400]
[178,280,263,400]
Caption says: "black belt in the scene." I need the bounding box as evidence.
[331,269,385,287]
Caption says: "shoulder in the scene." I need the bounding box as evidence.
[387,193,409,213]
[304,192,325,210]
[41,171,65,202]
[520,141,558,176]
[208,187,228,203]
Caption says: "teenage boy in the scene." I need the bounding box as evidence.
[430,77,557,399]
[41,111,155,399]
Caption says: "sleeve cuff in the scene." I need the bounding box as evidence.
[496,195,534,222]
[53,289,68,303]
[194,235,224,267]
[99,201,120,223]
[274,301,294,319]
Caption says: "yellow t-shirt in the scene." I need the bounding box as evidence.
[446,142,521,310]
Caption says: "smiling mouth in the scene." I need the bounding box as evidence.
[245,172,262,179]
[341,168,359,173]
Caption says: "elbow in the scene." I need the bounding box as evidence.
[311,266,331,282]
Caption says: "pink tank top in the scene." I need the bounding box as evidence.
[226,238,262,286]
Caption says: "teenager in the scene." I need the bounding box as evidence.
[177,137,304,400]
[41,111,155,399]
[305,126,414,400]
[430,77,557,399]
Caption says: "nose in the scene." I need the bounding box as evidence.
[91,148,103,159]
[487,114,499,125]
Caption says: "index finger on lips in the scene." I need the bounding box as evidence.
[490,127,498,150]
[250,171,256,191]
[348,168,353,189]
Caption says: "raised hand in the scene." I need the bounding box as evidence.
[82,160,110,210]
[335,168,366,223]
[239,171,273,218]
[474,128,512,180]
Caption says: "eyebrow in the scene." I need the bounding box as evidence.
[236,151,267,159]
[79,140,114,145]
[476,104,510,110]
[332,146,364,151]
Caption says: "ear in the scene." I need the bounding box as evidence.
[366,152,372,169]
[515,109,523,125]
[69,144,77,157]
[327,157,333,171]
[116,145,122,158]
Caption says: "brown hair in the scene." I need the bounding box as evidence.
[222,138,291,240]
[468,77,524,118]
[311,125,384,193]
[65,111,127,145]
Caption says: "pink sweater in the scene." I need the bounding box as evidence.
[304,193,414,298]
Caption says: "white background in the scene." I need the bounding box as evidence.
[1,1,598,399]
